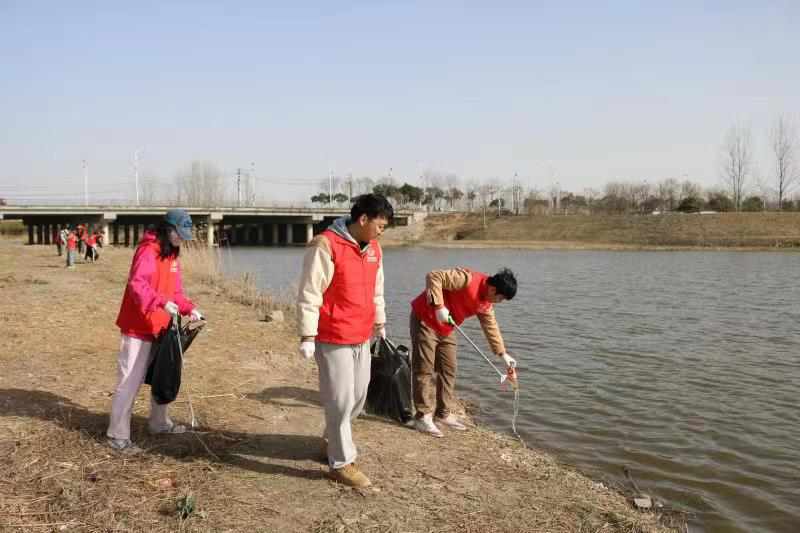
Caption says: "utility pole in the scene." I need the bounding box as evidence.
[328,156,333,205]
[512,173,517,214]
[237,168,242,207]
[82,160,88,206]
[134,150,140,206]
[482,190,487,228]
[250,162,255,206]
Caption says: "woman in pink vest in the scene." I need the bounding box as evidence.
[296,194,393,488]
[106,209,202,454]
[410,268,517,437]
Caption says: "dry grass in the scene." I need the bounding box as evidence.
[0,220,26,242]
[418,212,800,249]
[0,245,677,532]
[180,243,291,314]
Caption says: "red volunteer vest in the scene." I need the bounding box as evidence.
[317,230,382,345]
[411,269,492,336]
[115,240,179,336]
[66,233,76,250]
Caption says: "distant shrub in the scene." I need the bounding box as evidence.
[676,196,703,213]
[706,193,734,212]
[741,196,765,212]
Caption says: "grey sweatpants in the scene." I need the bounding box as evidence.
[315,340,371,469]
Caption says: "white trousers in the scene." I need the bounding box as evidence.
[315,340,371,469]
[107,334,173,440]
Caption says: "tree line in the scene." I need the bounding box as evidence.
[134,115,797,215]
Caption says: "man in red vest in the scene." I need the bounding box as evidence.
[76,224,87,255]
[410,268,517,437]
[296,194,393,488]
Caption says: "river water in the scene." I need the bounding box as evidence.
[222,246,799,532]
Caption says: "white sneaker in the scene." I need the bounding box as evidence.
[434,414,467,431]
[414,414,444,438]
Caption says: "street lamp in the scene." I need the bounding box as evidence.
[82,160,88,206]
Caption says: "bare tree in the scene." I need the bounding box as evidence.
[720,122,754,211]
[657,178,680,211]
[139,175,160,206]
[355,176,374,196]
[679,179,703,202]
[175,161,226,207]
[767,116,799,211]
[582,187,600,214]
[547,183,561,214]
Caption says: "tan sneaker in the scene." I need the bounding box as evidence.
[329,463,372,488]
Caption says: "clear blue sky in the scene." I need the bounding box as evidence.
[1,0,798,203]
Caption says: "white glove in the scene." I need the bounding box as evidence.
[189,309,204,321]
[435,306,451,323]
[299,341,315,359]
[500,353,516,368]
[373,325,386,339]
[163,300,179,317]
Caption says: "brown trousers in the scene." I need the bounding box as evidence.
[410,311,457,419]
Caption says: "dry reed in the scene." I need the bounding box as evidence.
[180,243,292,314]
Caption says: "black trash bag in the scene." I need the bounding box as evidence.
[366,337,413,423]
[145,316,205,405]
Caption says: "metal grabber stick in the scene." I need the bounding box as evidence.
[447,316,525,446]
[174,317,197,428]
[447,317,515,388]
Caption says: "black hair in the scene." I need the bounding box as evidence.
[487,267,517,300]
[350,193,394,222]
[155,220,180,259]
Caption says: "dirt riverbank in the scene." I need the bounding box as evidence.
[0,245,673,532]
[380,212,800,250]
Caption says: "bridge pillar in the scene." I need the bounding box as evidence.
[44,224,51,245]
[36,224,43,245]
[306,223,313,243]
[286,223,293,245]
[272,224,278,246]
[124,224,130,246]
[28,224,34,245]
[133,224,140,246]
[207,222,215,247]
[258,224,265,244]
[101,222,110,245]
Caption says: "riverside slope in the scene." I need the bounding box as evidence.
[0,245,671,532]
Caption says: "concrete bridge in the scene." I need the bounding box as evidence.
[0,205,423,246]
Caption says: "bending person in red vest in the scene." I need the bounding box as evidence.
[410,268,517,437]
[107,209,203,454]
[296,194,393,488]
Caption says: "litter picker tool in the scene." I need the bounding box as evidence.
[447,317,516,390]
[448,316,525,447]
[174,317,206,429]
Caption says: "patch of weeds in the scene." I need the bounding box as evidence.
[569,503,645,533]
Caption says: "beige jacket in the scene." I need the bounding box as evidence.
[296,234,386,341]
[425,268,506,355]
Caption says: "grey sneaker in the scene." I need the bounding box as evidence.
[107,437,142,455]
[148,422,187,434]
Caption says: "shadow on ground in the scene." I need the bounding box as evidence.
[0,387,327,480]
